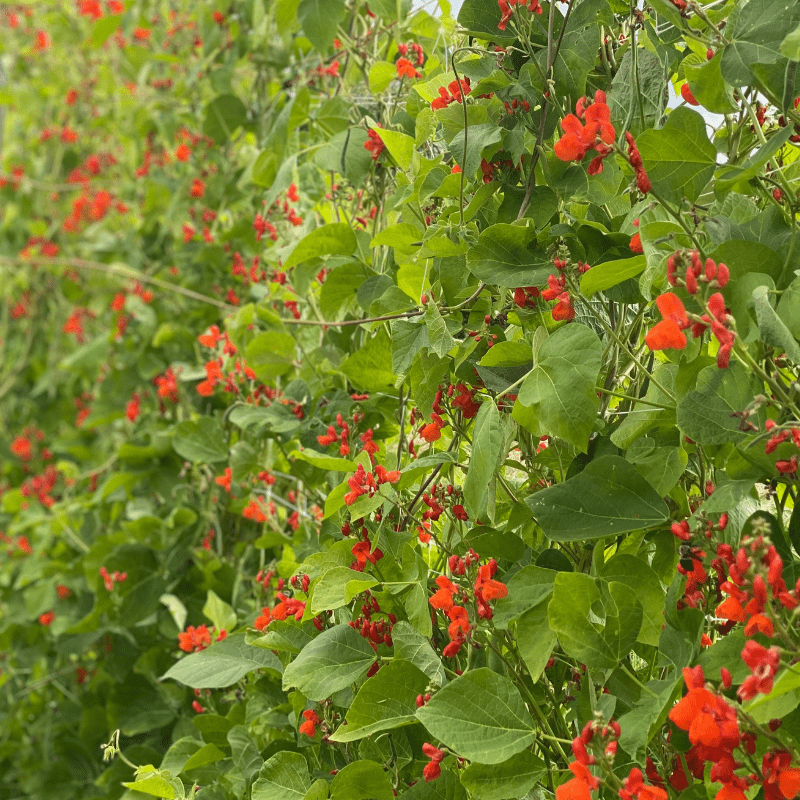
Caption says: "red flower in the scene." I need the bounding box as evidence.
[396,58,420,79]
[299,709,320,737]
[422,743,445,781]
[178,625,212,653]
[646,294,689,351]
[364,128,385,161]
[39,611,55,626]
[681,83,700,106]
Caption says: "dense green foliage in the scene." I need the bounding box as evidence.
[2,1,800,800]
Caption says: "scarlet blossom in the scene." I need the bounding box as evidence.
[629,232,643,252]
[396,57,420,79]
[178,625,212,653]
[190,178,205,198]
[299,709,320,737]
[763,751,800,800]
[176,144,191,161]
[39,611,55,626]
[215,467,232,493]
[620,768,669,800]
[681,83,700,106]
[422,743,445,781]
[125,393,141,422]
[555,92,615,163]
[556,761,601,800]
[646,293,689,351]
[429,575,457,611]
[364,128,385,161]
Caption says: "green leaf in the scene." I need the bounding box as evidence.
[122,773,175,798]
[752,284,800,363]
[549,573,643,669]
[202,590,237,632]
[391,621,447,686]
[526,455,670,541]
[161,633,282,689]
[610,364,677,449]
[297,0,347,51]
[329,660,429,741]
[284,224,358,269]
[252,752,311,800]
[320,263,369,320]
[330,761,394,800]
[683,53,738,114]
[172,418,228,464]
[289,450,357,473]
[282,624,375,701]
[479,341,532,368]
[466,224,553,287]
[617,678,682,760]
[203,94,248,143]
[627,444,688,497]
[424,304,457,358]
[720,0,800,85]
[676,363,755,445]
[376,128,415,171]
[450,123,504,180]
[515,601,558,682]
[492,566,557,629]
[463,401,503,523]
[246,332,297,382]
[309,567,378,614]
[91,13,123,48]
[460,750,546,800]
[369,61,396,93]
[404,772,467,800]
[580,256,646,297]
[340,329,397,393]
[636,107,716,205]
[416,668,535,764]
[777,276,800,338]
[781,22,800,59]
[182,742,226,772]
[513,324,602,452]
[228,725,264,784]
[391,320,429,375]
[598,555,666,647]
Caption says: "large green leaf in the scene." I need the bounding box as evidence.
[297,0,347,51]
[463,401,503,523]
[252,752,311,800]
[720,0,800,85]
[515,601,558,682]
[391,621,447,686]
[282,624,376,701]
[309,567,378,614]
[330,761,394,800]
[548,573,643,669]
[340,329,397,392]
[172,418,228,463]
[284,223,358,269]
[203,94,247,143]
[580,256,646,297]
[416,668,535,764]
[752,285,800,363]
[460,750,546,800]
[526,456,669,541]
[676,363,755,445]
[466,224,552,287]
[492,566,557,629]
[161,633,282,689]
[636,107,716,205]
[513,324,602,452]
[329,659,429,741]
[598,554,666,646]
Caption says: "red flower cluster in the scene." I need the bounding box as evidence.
[430,77,471,110]
[625,132,651,194]
[99,566,127,591]
[420,412,447,442]
[498,0,542,31]
[317,413,352,455]
[398,42,424,66]
[299,709,320,737]
[668,666,750,800]
[645,292,689,351]
[541,273,575,321]
[254,592,307,630]
[396,58,421,79]
[554,91,615,170]
[343,463,400,506]
[364,128,385,161]
[422,743,445,781]
[178,624,212,653]
[715,531,798,635]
